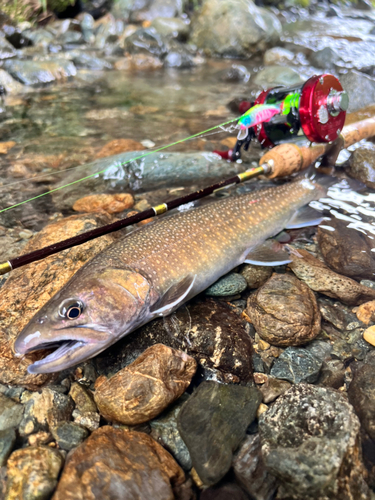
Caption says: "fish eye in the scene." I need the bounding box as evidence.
[59,300,84,320]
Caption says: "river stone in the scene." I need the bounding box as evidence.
[0,213,116,388]
[124,27,169,58]
[72,193,134,214]
[200,483,250,500]
[0,69,23,93]
[0,395,23,431]
[151,17,190,40]
[233,433,278,500]
[67,51,112,70]
[150,394,192,470]
[191,0,281,58]
[0,37,16,60]
[5,446,64,500]
[264,47,295,65]
[50,422,89,451]
[318,218,375,280]
[270,346,323,384]
[52,151,244,211]
[164,43,198,69]
[348,363,375,441]
[53,426,185,500]
[69,383,97,414]
[340,70,375,113]
[248,273,321,347]
[347,142,375,189]
[177,381,262,486]
[259,377,292,404]
[205,272,247,297]
[94,297,255,384]
[0,429,16,466]
[21,28,55,46]
[259,384,370,500]
[289,249,375,306]
[3,59,77,85]
[240,264,272,289]
[319,359,346,389]
[254,65,304,87]
[309,47,342,69]
[94,344,196,425]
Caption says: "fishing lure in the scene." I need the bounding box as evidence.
[237,103,281,140]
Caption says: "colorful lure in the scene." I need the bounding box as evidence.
[237,103,281,140]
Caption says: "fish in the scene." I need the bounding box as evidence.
[14,174,330,374]
[237,104,281,140]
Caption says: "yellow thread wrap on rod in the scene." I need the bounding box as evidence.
[0,261,12,276]
[238,166,265,182]
[153,203,168,215]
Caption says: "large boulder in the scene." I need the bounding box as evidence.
[191,0,281,58]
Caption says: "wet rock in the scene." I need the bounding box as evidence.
[5,446,63,500]
[348,363,375,440]
[0,37,16,60]
[219,64,250,83]
[240,264,272,289]
[264,47,295,65]
[0,213,116,388]
[150,394,192,470]
[247,273,321,347]
[96,138,145,158]
[21,28,54,46]
[72,193,134,214]
[164,43,198,69]
[270,341,330,384]
[259,376,292,403]
[318,297,350,331]
[309,47,342,69]
[50,422,89,451]
[191,0,281,58]
[94,297,254,384]
[124,27,169,58]
[19,388,73,436]
[363,325,375,346]
[289,248,375,306]
[318,219,375,280]
[233,433,278,500]
[177,381,262,486]
[115,53,163,69]
[3,59,77,85]
[259,384,370,500]
[151,17,190,40]
[0,429,16,466]
[340,70,375,113]
[94,344,196,425]
[79,13,95,43]
[200,483,249,500]
[67,51,112,70]
[58,31,84,46]
[0,394,23,431]
[69,382,97,413]
[357,301,375,325]
[347,142,375,189]
[319,358,346,389]
[0,68,23,93]
[205,272,247,297]
[53,426,185,499]
[254,65,304,87]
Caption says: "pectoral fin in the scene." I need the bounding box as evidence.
[150,274,197,316]
[244,240,292,266]
[285,206,323,229]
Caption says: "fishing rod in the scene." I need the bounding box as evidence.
[1,74,375,276]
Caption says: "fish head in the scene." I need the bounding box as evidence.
[14,268,152,374]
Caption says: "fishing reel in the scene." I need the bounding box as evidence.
[215,74,349,161]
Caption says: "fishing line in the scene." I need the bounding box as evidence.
[0,116,241,209]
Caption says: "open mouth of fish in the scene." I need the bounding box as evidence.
[14,330,110,374]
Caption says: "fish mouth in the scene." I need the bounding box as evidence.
[14,328,112,374]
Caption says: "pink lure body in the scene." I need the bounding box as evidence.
[238,104,281,130]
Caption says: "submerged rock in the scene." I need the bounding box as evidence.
[205,272,247,297]
[233,433,278,500]
[94,344,196,425]
[348,363,375,441]
[340,70,375,113]
[318,218,375,280]
[0,37,16,60]
[0,394,23,431]
[247,273,321,347]
[3,59,77,85]
[0,213,116,388]
[53,426,185,500]
[151,17,190,40]
[50,422,89,451]
[240,264,272,289]
[0,69,23,93]
[72,193,134,214]
[5,446,63,500]
[263,47,295,65]
[95,138,145,158]
[94,297,255,384]
[254,65,304,87]
[177,381,262,486]
[0,428,16,467]
[289,249,375,306]
[200,483,249,500]
[259,384,370,499]
[191,0,281,58]
[347,142,375,189]
[124,27,169,58]
[259,376,292,403]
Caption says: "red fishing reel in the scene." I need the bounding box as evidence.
[216,73,349,161]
